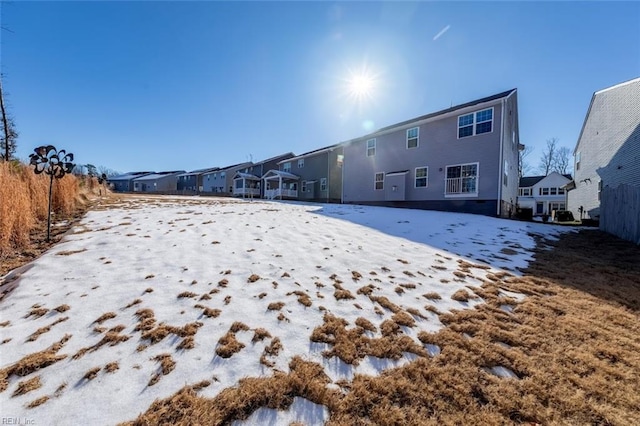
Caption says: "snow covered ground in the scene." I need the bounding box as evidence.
[0,196,574,425]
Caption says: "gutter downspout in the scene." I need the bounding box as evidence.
[327,152,330,203]
[497,98,505,217]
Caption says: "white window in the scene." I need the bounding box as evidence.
[320,178,327,191]
[550,188,557,195]
[298,159,304,168]
[415,167,428,188]
[283,162,291,173]
[374,172,384,190]
[407,127,419,149]
[220,172,226,179]
[367,139,376,157]
[458,108,493,138]
[576,152,581,171]
[503,160,508,186]
[445,163,478,195]
[301,181,307,193]
[558,187,565,195]
[519,188,532,196]
[540,188,549,196]
[549,202,565,212]
[598,180,603,201]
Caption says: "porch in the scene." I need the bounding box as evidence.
[261,169,300,200]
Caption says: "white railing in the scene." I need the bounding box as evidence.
[445,177,476,195]
[234,188,260,196]
[265,189,298,199]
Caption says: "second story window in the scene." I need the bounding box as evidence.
[283,162,291,173]
[298,159,304,168]
[458,108,493,138]
[367,139,376,157]
[407,127,419,149]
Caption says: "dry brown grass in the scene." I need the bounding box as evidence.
[73,327,130,359]
[451,289,472,302]
[125,356,339,425]
[124,230,640,425]
[177,291,198,299]
[26,316,69,342]
[0,334,71,393]
[12,376,42,397]
[25,306,48,319]
[0,161,101,270]
[287,290,312,307]
[94,312,117,324]
[247,274,260,283]
[267,301,285,311]
[216,330,245,359]
[104,362,119,373]
[148,354,176,386]
[26,395,49,408]
[83,367,101,381]
[124,299,142,309]
[53,304,70,313]
[252,328,272,343]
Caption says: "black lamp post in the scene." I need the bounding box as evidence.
[29,145,75,242]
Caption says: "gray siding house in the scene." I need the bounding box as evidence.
[232,152,294,198]
[177,167,220,193]
[341,89,521,217]
[108,171,154,192]
[262,144,344,202]
[567,77,640,223]
[132,171,185,193]
[201,162,252,195]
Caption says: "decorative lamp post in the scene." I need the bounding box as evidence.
[29,145,75,242]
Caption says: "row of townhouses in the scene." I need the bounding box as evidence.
[110,88,522,218]
[108,77,639,242]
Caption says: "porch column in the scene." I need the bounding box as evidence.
[279,176,283,200]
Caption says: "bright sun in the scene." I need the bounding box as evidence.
[344,66,379,102]
[349,74,374,97]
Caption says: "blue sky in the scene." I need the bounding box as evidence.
[2,1,639,174]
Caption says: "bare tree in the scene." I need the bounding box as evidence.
[518,145,534,178]
[538,138,558,175]
[97,165,120,177]
[553,146,571,175]
[0,78,18,162]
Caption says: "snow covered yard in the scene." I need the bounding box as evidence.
[0,195,603,425]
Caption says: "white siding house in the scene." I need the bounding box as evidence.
[518,172,572,217]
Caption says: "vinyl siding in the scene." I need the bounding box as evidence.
[568,78,640,221]
[343,99,505,211]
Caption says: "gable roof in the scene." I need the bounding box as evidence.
[342,88,517,145]
[277,144,341,164]
[177,167,220,177]
[108,172,154,181]
[261,169,300,180]
[519,173,573,188]
[133,171,185,181]
[254,152,295,165]
[573,77,640,154]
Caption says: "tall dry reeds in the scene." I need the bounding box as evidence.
[0,161,86,256]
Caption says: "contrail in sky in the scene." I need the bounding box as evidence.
[433,25,451,41]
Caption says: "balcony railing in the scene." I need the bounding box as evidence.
[234,188,260,196]
[445,177,477,195]
[265,188,298,199]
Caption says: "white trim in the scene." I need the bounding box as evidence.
[457,107,494,139]
[297,158,304,168]
[406,127,419,149]
[386,171,409,177]
[497,100,505,215]
[366,138,376,157]
[594,77,640,95]
[414,166,428,188]
[444,162,479,197]
[374,172,384,190]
